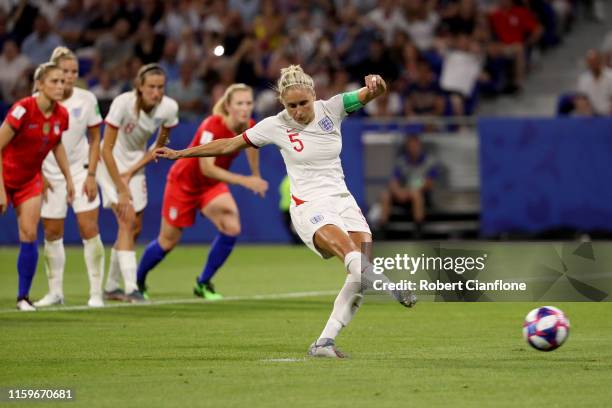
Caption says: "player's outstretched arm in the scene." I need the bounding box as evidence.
[0,121,16,214]
[154,134,249,160]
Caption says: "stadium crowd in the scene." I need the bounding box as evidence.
[0,0,602,121]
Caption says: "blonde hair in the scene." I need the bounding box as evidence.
[33,62,61,93]
[49,46,77,64]
[276,65,314,100]
[134,63,165,117]
[212,83,253,119]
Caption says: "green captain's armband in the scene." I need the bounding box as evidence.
[342,91,363,113]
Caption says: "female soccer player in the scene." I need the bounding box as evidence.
[97,63,179,302]
[35,47,105,309]
[0,62,74,311]
[136,84,268,299]
[154,65,416,357]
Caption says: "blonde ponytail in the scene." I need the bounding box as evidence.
[49,46,77,64]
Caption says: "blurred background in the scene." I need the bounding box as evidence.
[0,0,611,244]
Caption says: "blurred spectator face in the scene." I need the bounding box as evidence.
[573,94,594,116]
[99,71,113,89]
[586,50,603,75]
[163,40,179,61]
[455,34,471,51]
[58,57,79,94]
[65,0,82,15]
[226,89,254,128]
[405,136,422,160]
[138,73,165,107]
[179,62,193,82]
[282,87,316,125]
[459,0,475,16]
[114,19,131,40]
[34,15,51,36]
[2,40,19,60]
[137,20,154,37]
[369,39,384,59]
[416,61,433,85]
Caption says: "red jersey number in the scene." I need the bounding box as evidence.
[288,132,303,152]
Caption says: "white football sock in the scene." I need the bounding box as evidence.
[117,250,138,293]
[105,248,122,292]
[44,238,65,297]
[83,235,105,298]
[318,251,364,341]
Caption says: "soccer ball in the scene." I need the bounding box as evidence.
[523,306,570,351]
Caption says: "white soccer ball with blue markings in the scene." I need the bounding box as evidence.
[523,306,570,351]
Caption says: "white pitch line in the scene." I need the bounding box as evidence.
[0,290,338,314]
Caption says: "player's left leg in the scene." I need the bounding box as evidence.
[76,208,105,307]
[15,194,43,311]
[196,191,241,300]
[36,176,69,307]
[35,218,66,307]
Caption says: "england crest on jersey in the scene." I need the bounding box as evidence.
[310,214,325,224]
[318,116,333,132]
[72,107,82,118]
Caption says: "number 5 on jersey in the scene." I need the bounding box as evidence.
[288,132,303,152]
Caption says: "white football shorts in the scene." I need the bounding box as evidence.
[41,166,100,219]
[96,161,148,213]
[290,193,371,258]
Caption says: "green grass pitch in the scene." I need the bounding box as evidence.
[0,244,611,407]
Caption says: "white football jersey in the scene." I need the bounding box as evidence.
[43,87,102,180]
[105,91,179,172]
[244,94,349,202]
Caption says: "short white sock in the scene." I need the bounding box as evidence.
[105,248,122,292]
[318,252,364,341]
[117,250,138,293]
[44,238,65,297]
[83,235,105,298]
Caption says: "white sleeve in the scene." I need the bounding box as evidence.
[86,93,103,127]
[242,117,277,148]
[105,94,127,128]
[163,98,179,128]
[320,94,347,122]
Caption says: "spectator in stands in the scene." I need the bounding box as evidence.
[90,71,122,117]
[577,49,612,116]
[155,0,201,41]
[404,0,441,51]
[571,93,595,117]
[334,5,375,78]
[366,0,410,46]
[0,40,31,103]
[353,34,400,85]
[56,0,88,50]
[177,28,203,65]
[0,11,9,52]
[20,15,62,65]
[440,33,483,116]
[377,134,438,237]
[158,39,181,81]
[94,18,134,70]
[133,20,166,64]
[6,0,39,45]
[402,59,445,118]
[488,0,543,92]
[167,61,206,122]
[82,0,123,46]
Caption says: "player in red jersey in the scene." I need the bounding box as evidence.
[0,62,75,311]
[136,84,268,299]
